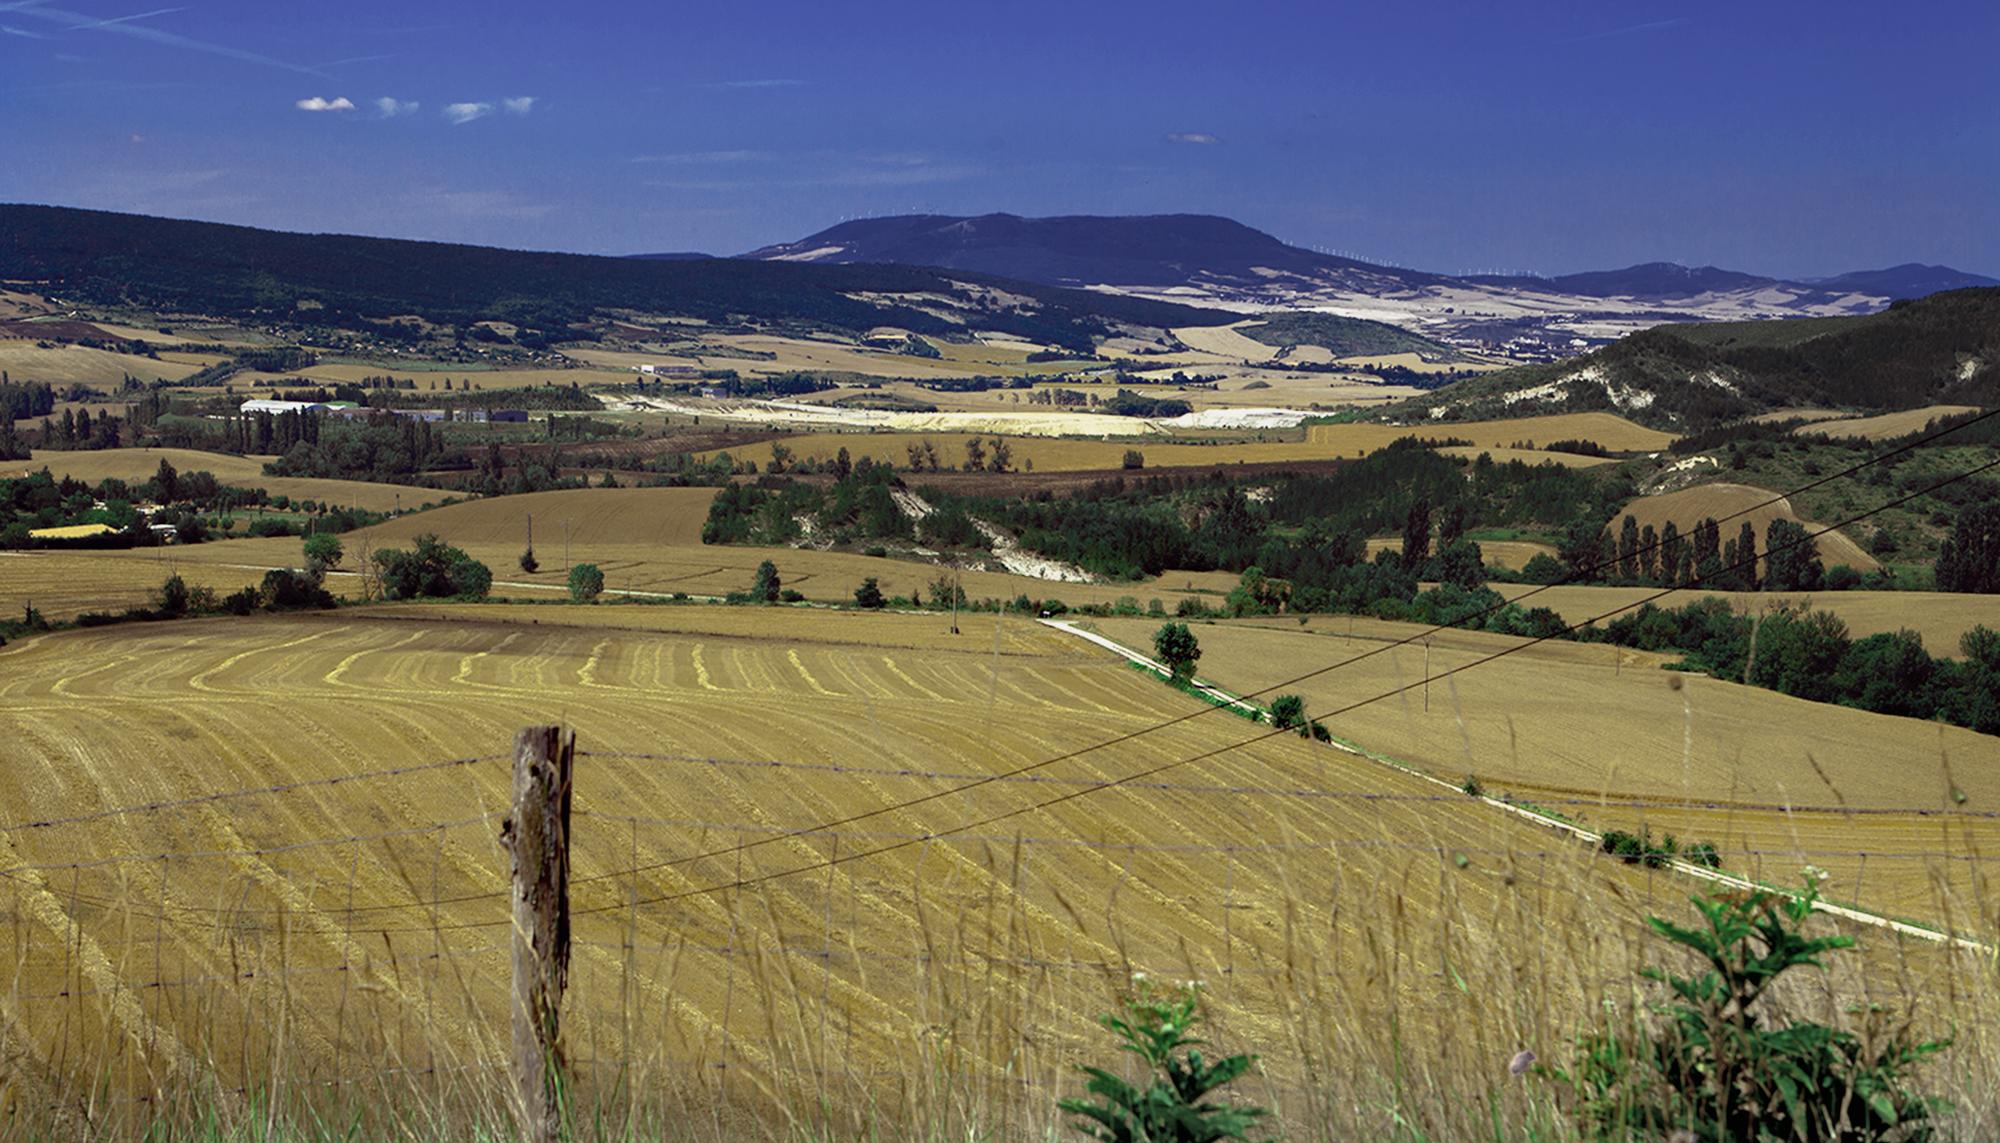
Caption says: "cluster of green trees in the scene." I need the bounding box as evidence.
[702,459,910,546]
[372,534,492,600]
[1552,513,1839,592]
[1593,600,2000,733]
[1,377,58,454]
[36,405,127,450]
[265,417,450,482]
[0,378,58,421]
[1937,504,2000,593]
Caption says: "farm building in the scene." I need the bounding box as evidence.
[239,399,330,415]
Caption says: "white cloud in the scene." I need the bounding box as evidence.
[375,96,419,117]
[2,23,50,38]
[630,149,772,164]
[1164,132,1220,145]
[706,78,803,89]
[443,101,492,125]
[502,95,535,115]
[295,95,355,112]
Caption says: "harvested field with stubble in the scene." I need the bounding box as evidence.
[0,549,268,621]
[3,605,1996,1138]
[1093,615,2000,926]
[1309,411,1674,456]
[2,448,433,514]
[1611,480,1878,570]
[103,486,1221,612]
[1799,404,1984,441]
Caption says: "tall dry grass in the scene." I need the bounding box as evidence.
[4,817,1996,1141]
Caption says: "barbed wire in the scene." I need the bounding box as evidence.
[4,943,506,1004]
[0,754,506,835]
[7,439,1996,935]
[0,812,501,875]
[574,752,2000,821]
[535,451,2000,926]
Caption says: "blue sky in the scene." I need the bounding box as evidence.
[2,0,1994,276]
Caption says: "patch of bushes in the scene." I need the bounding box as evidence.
[1545,875,1950,1139]
[372,534,493,600]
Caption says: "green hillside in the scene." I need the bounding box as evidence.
[1394,288,1999,429]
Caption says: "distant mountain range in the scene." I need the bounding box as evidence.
[739,213,1997,351]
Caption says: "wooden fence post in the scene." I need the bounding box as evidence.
[501,725,574,1143]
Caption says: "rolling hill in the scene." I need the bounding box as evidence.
[1387,287,2000,429]
[0,205,1234,353]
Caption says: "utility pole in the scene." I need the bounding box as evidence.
[563,519,571,573]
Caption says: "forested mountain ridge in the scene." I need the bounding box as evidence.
[0,204,1234,351]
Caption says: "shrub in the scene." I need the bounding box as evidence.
[248,516,296,538]
[1152,622,1201,680]
[751,559,781,603]
[1058,977,1269,1143]
[221,585,261,616]
[567,562,604,602]
[779,589,805,603]
[1268,694,1307,733]
[1519,552,1567,584]
[519,546,540,574]
[374,534,492,600]
[450,558,492,599]
[303,532,343,574]
[1121,449,1145,470]
[1548,876,1950,1140]
[854,577,885,609]
[261,568,335,611]
[151,574,191,617]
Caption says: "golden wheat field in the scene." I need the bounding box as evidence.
[698,428,1628,476]
[1308,412,1675,456]
[1610,481,1878,570]
[1094,615,2000,925]
[3,604,1996,1138]
[1363,537,1559,571]
[1801,405,1983,442]
[0,342,217,385]
[2,448,431,514]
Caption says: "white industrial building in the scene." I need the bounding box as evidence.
[239,399,330,415]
